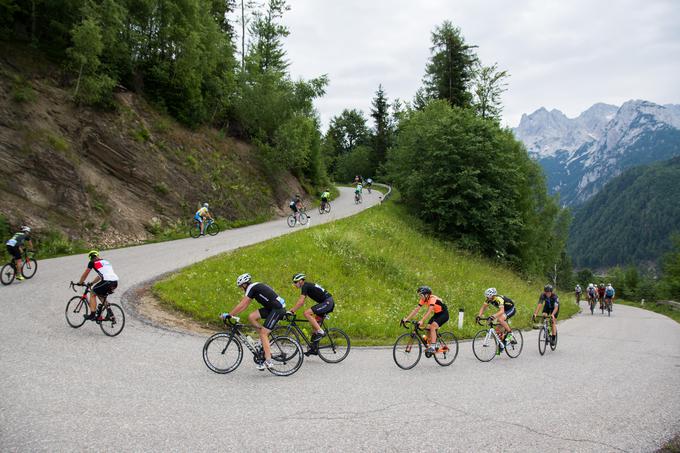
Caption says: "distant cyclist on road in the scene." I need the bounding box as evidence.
[365,178,373,192]
[587,283,597,306]
[533,285,559,345]
[194,203,213,236]
[320,189,331,211]
[597,283,606,309]
[354,183,363,202]
[289,273,335,354]
[221,273,286,371]
[604,283,616,311]
[289,194,303,223]
[402,286,450,354]
[574,284,582,304]
[476,288,516,352]
[77,250,119,321]
[5,226,33,282]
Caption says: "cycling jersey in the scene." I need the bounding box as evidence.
[587,288,596,297]
[6,232,30,247]
[88,258,119,282]
[196,207,209,217]
[487,295,514,311]
[301,282,332,304]
[575,286,582,293]
[355,185,362,193]
[419,294,447,314]
[320,191,330,200]
[605,287,615,298]
[538,293,559,311]
[245,282,285,309]
[597,288,606,298]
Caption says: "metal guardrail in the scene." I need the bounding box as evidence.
[373,182,392,203]
[656,300,680,311]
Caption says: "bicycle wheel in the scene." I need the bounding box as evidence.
[318,328,351,363]
[287,215,296,227]
[299,212,308,225]
[393,333,421,369]
[189,223,201,238]
[65,296,89,328]
[590,300,594,315]
[269,325,301,344]
[203,333,243,374]
[206,222,220,236]
[433,331,459,366]
[1,263,15,285]
[505,330,523,358]
[318,205,324,215]
[324,203,331,213]
[472,329,498,362]
[538,326,548,355]
[268,336,304,376]
[607,301,611,317]
[550,331,558,351]
[21,258,38,279]
[99,303,125,337]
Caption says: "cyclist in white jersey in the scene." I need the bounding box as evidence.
[77,250,119,321]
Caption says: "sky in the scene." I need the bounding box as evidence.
[274,0,680,130]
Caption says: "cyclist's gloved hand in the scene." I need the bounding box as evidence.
[219,313,231,320]
[531,314,536,322]
[475,315,481,322]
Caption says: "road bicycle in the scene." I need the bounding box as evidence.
[65,282,125,336]
[354,192,362,204]
[575,292,581,305]
[472,317,523,362]
[587,293,596,314]
[1,249,37,285]
[537,314,557,355]
[392,320,459,370]
[366,185,372,194]
[270,313,350,363]
[287,211,308,227]
[318,200,331,215]
[203,316,303,376]
[603,297,613,316]
[190,218,219,238]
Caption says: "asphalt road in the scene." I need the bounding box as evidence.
[1,187,679,452]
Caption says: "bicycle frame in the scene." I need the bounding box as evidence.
[400,320,438,350]
[277,314,327,348]
[221,319,263,357]
[477,318,504,344]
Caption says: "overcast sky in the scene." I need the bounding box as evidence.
[276,0,680,130]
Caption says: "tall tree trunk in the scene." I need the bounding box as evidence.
[241,0,245,71]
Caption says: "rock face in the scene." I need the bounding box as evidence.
[514,100,680,205]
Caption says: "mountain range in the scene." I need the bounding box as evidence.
[514,100,680,205]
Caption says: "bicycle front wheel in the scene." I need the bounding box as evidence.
[268,336,304,376]
[505,330,523,358]
[287,215,296,227]
[1,263,15,285]
[393,333,421,369]
[65,296,89,328]
[22,258,37,279]
[433,331,459,366]
[299,212,308,225]
[318,328,351,363]
[189,223,201,238]
[472,330,498,362]
[203,333,243,374]
[99,303,125,337]
[550,331,558,351]
[206,222,220,236]
[325,203,331,213]
[538,327,548,355]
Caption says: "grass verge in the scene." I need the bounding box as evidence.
[618,300,680,324]
[153,201,578,345]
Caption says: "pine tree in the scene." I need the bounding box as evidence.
[370,84,391,168]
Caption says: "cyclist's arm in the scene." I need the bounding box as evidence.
[27,239,34,249]
[533,302,544,318]
[403,305,421,322]
[552,298,559,316]
[477,302,489,318]
[290,295,306,313]
[419,305,434,325]
[229,296,252,317]
[78,268,91,285]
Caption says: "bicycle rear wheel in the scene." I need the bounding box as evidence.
[287,215,296,227]
[324,203,331,213]
[472,330,498,362]
[1,263,15,285]
[21,258,37,279]
[318,328,351,363]
[538,327,548,355]
[433,331,459,366]
[65,296,89,328]
[393,333,421,369]
[189,223,201,238]
[203,333,243,374]
[99,303,125,337]
[299,212,308,225]
[206,222,220,236]
[504,330,523,358]
[268,336,304,376]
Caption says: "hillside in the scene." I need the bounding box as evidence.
[153,202,577,344]
[0,43,307,249]
[569,156,680,269]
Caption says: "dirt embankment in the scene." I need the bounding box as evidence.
[0,43,306,248]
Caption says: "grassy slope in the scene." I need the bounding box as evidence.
[153,201,578,344]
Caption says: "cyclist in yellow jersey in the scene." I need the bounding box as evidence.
[476,288,516,350]
[320,189,331,211]
[194,202,213,236]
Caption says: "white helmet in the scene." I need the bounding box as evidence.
[589,283,594,288]
[607,283,613,288]
[21,226,31,233]
[203,203,209,208]
[235,273,251,286]
[484,288,497,298]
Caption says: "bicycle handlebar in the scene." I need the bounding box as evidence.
[69,281,91,292]
[476,316,495,326]
[221,315,241,325]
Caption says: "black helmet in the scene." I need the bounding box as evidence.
[417,286,432,296]
[544,285,553,292]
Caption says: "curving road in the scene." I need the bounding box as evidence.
[1,187,679,452]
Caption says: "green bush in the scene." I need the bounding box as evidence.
[12,78,37,103]
[153,182,169,195]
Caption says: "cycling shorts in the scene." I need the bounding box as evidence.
[258,307,286,330]
[428,310,449,327]
[504,306,516,319]
[542,304,559,318]
[290,204,298,213]
[311,297,335,315]
[6,245,21,260]
[321,197,328,203]
[93,280,118,297]
[194,214,203,223]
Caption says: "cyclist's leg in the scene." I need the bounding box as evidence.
[551,309,558,336]
[259,308,285,361]
[307,297,334,334]
[497,310,512,335]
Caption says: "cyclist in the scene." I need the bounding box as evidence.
[365,178,373,192]
[194,203,213,236]
[5,226,34,282]
[289,273,334,353]
[354,183,363,202]
[220,273,286,371]
[402,286,449,353]
[597,283,606,309]
[77,250,119,321]
[476,288,516,351]
[604,283,616,311]
[587,283,597,306]
[574,284,582,304]
[533,285,559,345]
[320,189,331,211]
[289,194,303,223]
[353,175,363,185]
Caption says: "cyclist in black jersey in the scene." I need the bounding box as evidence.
[533,285,559,345]
[476,288,517,349]
[221,273,286,371]
[289,273,335,343]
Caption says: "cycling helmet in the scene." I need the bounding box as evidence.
[607,283,612,287]
[203,202,209,208]
[21,226,31,233]
[88,250,100,259]
[544,285,553,292]
[236,273,251,286]
[417,286,432,296]
[292,273,306,283]
[484,288,497,298]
